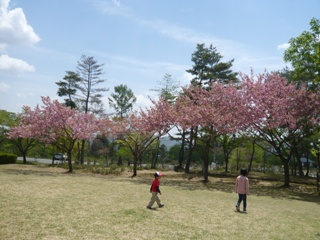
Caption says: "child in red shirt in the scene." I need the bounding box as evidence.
[235,168,250,213]
[146,172,164,209]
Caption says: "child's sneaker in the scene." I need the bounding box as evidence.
[146,206,152,209]
[243,209,247,213]
[159,204,165,208]
[235,205,240,212]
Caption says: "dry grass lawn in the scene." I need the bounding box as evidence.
[0,164,319,240]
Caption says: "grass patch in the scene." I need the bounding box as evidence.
[0,164,319,240]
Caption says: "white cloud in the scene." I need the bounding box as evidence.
[181,72,192,86]
[135,94,153,109]
[96,3,258,74]
[102,93,153,116]
[0,81,10,92]
[0,0,40,47]
[0,0,39,75]
[92,0,130,17]
[112,0,120,7]
[16,92,35,98]
[136,18,243,58]
[0,54,35,73]
[94,1,285,76]
[277,43,290,50]
[94,0,239,53]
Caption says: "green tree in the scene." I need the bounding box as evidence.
[186,43,238,87]
[108,84,137,118]
[219,133,238,172]
[57,56,108,163]
[151,73,181,170]
[76,55,108,116]
[309,132,320,173]
[150,73,180,103]
[282,18,320,176]
[284,17,320,90]
[56,71,81,109]
[75,55,108,164]
[274,66,295,82]
[11,138,38,164]
[116,141,133,166]
[0,110,18,152]
[168,144,181,163]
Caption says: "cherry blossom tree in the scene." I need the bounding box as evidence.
[171,71,320,185]
[8,97,100,172]
[173,83,245,181]
[101,98,174,176]
[170,94,198,173]
[4,109,39,163]
[241,72,320,186]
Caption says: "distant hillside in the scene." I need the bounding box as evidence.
[160,136,180,149]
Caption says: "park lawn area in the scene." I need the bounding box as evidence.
[0,164,319,240]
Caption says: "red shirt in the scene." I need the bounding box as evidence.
[151,178,160,192]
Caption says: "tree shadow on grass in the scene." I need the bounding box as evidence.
[131,171,320,205]
[2,165,319,204]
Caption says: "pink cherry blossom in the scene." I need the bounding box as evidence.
[8,96,100,172]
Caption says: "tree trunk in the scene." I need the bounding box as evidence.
[153,140,160,168]
[202,130,213,182]
[222,137,230,172]
[203,139,210,182]
[224,155,229,172]
[282,157,290,187]
[269,141,292,187]
[80,139,85,164]
[67,151,73,173]
[150,152,155,168]
[247,140,255,176]
[67,158,73,173]
[76,142,81,162]
[178,132,186,170]
[185,128,196,173]
[132,155,138,177]
[185,143,193,173]
[222,143,229,172]
[117,156,123,166]
[317,153,320,173]
[305,152,309,177]
[292,147,304,177]
[236,148,240,171]
[22,152,27,164]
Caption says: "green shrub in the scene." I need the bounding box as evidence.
[138,164,151,170]
[0,153,17,164]
[50,162,126,175]
[109,164,118,171]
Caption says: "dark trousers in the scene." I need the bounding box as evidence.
[237,194,247,210]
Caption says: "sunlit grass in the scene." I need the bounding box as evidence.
[0,164,319,240]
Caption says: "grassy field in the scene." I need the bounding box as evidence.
[0,164,319,240]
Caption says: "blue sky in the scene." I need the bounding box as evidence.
[0,0,319,114]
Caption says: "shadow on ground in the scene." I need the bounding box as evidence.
[1,164,319,204]
[130,171,320,205]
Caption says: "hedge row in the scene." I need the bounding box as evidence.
[0,153,17,164]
